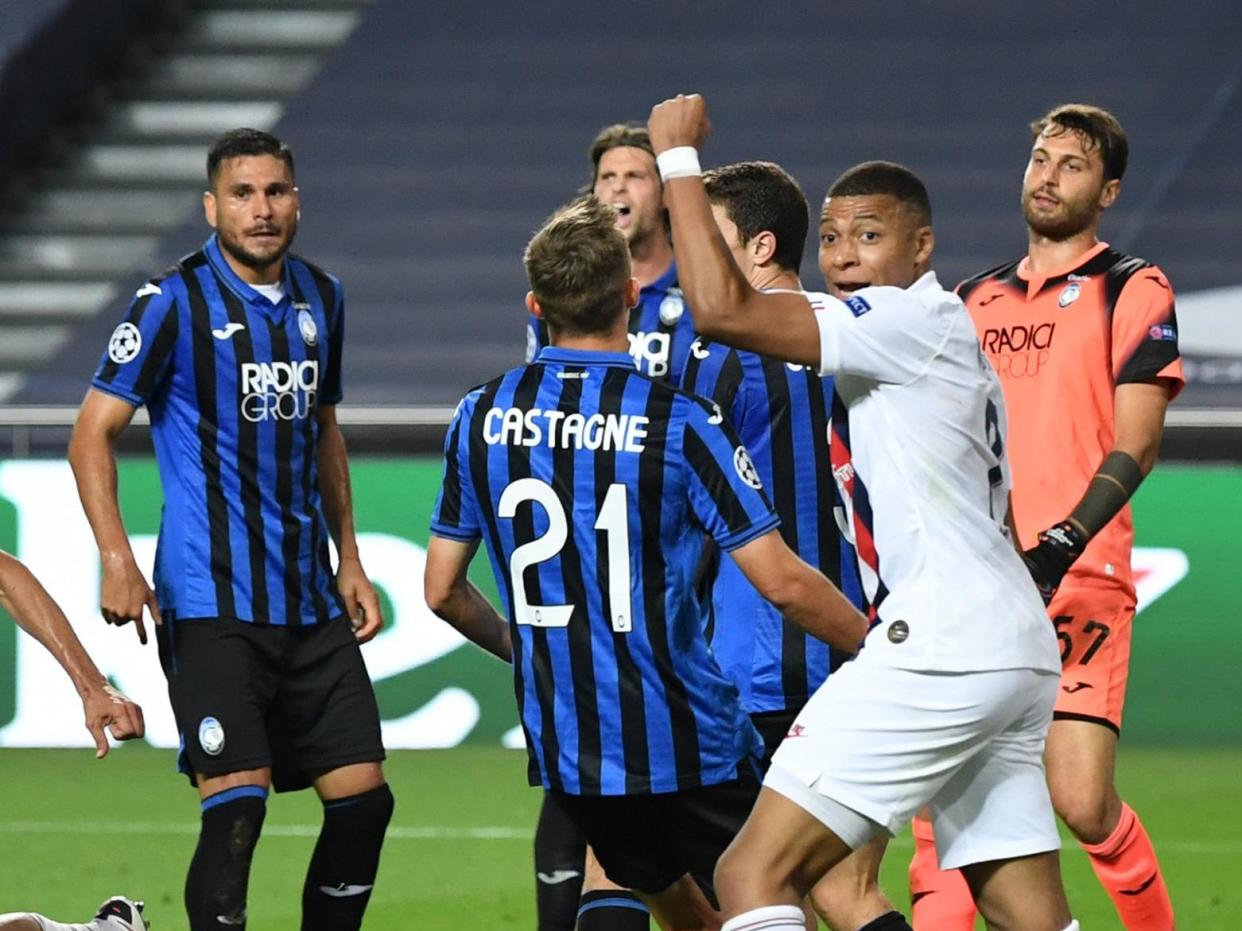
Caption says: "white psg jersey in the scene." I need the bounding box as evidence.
[808,272,1060,674]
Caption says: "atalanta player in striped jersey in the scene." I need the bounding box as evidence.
[650,93,1078,931]
[69,130,391,931]
[908,106,1180,931]
[426,195,866,929]
[526,123,697,385]
[683,161,904,931]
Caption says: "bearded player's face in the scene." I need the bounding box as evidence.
[1021,127,1118,241]
[593,146,664,250]
[204,154,299,281]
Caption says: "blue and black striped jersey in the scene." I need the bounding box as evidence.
[525,263,697,384]
[431,346,774,795]
[91,234,347,626]
[681,338,864,714]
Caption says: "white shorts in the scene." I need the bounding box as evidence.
[767,651,1061,870]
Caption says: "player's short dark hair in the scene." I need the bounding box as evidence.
[525,196,632,336]
[1031,103,1128,181]
[589,123,656,182]
[207,128,295,187]
[704,161,809,274]
[827,161,933,227]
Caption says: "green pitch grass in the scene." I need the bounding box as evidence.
[0,745,1237,928]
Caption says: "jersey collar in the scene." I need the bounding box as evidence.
[204,233,293,314]
[1016,241,1110,298]
[907,270,942,295]
[641,261,678,295]
[534,346,638,369]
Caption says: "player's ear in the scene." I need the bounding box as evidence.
[525,291,544,319]
[751,230,777,266]
[625,277,640,309]
[203,190,217,229]
[1099,178,1121,210]
[914,225,935,267]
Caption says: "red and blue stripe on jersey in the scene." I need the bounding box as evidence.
[829,390,889,621]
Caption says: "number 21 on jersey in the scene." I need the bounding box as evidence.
[497,478,633,633]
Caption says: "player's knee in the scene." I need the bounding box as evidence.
[714,841,768,906]
[1051,789,1118,845]
[331,781,394,846]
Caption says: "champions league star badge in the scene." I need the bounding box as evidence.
[658,288,685,325]
[1057,282,1081,308]
[297,309,318,346]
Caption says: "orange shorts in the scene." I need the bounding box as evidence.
[1047,584,1134,733]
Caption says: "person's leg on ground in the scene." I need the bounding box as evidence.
[961,852,1072,931]
[812,836,911,931]
[187,768,271,931]
[907,812,976,930]
[577,846,651,930]
[535,791,589,931]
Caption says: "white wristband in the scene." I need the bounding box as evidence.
[656,146,702,181]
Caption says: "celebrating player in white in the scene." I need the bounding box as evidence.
[648,94,1076,931]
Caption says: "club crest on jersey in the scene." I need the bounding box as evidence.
[297,308,318,346]
[1057,282,1081,307]
[108,323,142,364]
[887,620,910,644]
[659,288,686,325]
[733,446,763,490]
[199,716,225,756]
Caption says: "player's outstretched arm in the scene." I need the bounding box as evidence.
[69,389,160,644]
[317,404,384,642]
[648,93,821,367]
[0,550,144,757]
[424,535,512,663]
[730,531,867,652]
[1023,379,1172,601]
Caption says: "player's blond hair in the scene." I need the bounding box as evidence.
[524,196,632,336]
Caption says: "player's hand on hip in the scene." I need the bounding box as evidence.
[648,93,711,154]
[1021,520,1086,604]
[100,555,161,645]
[82,682,145,759]
[338,556,384,643]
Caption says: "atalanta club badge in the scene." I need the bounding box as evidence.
[1057,282,1081,308]
[199,716,225,756]
[298,309,318,346]
[658,288,685,325]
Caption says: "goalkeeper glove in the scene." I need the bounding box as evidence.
[1022,520,1086,604]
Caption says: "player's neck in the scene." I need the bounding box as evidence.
[1025,225,1100,277]
[750,265,800,292]
[628,235,674,289]
[222,250,284,286]
[551,333,629,354]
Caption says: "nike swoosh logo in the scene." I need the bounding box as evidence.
[318,883,374,898]
[978,293,1003,307]
[536,869,581,885]
[1061,681,1093,694]
[216,913,246,926]
[1119,872,1158,896]
[212,322,246,340]
[136,283,163,299]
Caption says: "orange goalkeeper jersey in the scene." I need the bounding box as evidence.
[960,242,1184,603]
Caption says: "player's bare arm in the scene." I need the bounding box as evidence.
[316,404,383,642]
[0,550,144,756]
[1023,378,1172,602]
[730,530,867,652]
[68,389,161,644]
[424,535,513,663]
[648,94,821,366]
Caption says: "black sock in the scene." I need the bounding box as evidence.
[576,890,650,930]
[185,786,267,931]
[301,783,394,931]
[535,792,587,931]
[856,911,914,931]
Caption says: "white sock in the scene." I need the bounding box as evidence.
[721,904,807,931]
[31,917,92,931]
[1062,923,1080,931]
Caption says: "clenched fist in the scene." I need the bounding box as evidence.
[648,93,712,155]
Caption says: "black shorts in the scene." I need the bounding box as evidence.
[750,708,800,772]
[549,765,760,903]
[156,615,385,792]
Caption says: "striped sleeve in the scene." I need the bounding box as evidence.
[680,396,779,552]
[321,275,345,405]
[680,339,743,415]
[430,391,483,541]
[91,278,179,406]
[1111,267,1184,397]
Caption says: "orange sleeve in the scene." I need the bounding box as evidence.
[1111,266,1185,399]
